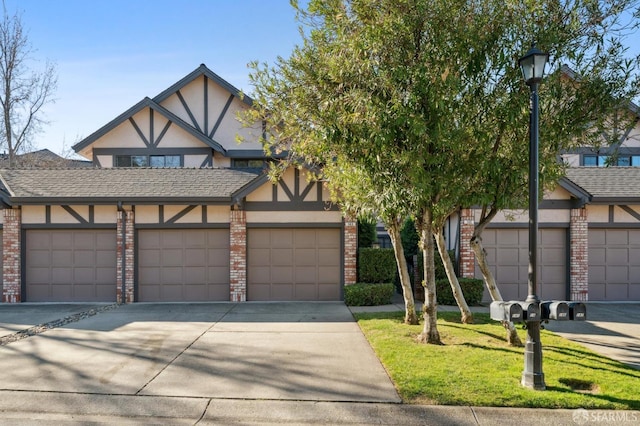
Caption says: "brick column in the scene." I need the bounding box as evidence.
[343,217,357,285]
[570,208,588,301]
[116,209,135,304]
[2,208,21,303]
[230,209,247,302]
[459,208,476,278]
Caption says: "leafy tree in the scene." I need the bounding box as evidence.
[242,0,639,345]
[0,5,57,168]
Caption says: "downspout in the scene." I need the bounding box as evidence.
[117,202,126,304]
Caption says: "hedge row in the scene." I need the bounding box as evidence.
[344,283,395,306]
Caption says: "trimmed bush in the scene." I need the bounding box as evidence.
[435,277,484,306]
[358,248,396,283]
[344,283,395,306]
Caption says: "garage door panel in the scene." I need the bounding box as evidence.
[74,267,95,283]
[272,266,293,282]
[184,266,206,284]
[51,268,72,284]
[184,248,206,266]
[248,248,271,266]
[476,229,567,302]
[607,284,628,299]
[541,248,564,265]
[589,229,640,301]
[96,250,116,267]
[208,249,229,266]
[248,228,341,301]
[272,230,293,248]
[25,229,116,302]
[161,267,183,284]
[606,230,629,245]
[272,249,293,266]
[137,229,230,301]
[295,248,316,266]
[208,266,229,282]
[52,250,72,266]
[271,284,294,300]
[319,266,340,283]
[295,266,317,284]
[162,249,183,267]
[74,250,95,265]
[295,283,316,300]
[73,232,95,248]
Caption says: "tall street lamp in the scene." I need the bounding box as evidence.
[518,43,549,391]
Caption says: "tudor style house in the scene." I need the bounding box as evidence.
[457,103,640,302]
[0,64,357,303]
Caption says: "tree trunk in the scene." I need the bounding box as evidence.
[435,229,473,324]
[416,208,442,345]
[387,221,419,325]
[470,234,523,347]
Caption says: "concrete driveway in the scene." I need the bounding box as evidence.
[0,302,400,402]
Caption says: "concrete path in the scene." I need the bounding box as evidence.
[0,302,399,402]
[0,301,637,425]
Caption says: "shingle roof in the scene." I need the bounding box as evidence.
[564,167,640,201]
[0,168,264,204]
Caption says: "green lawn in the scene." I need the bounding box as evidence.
[353,311,640,409]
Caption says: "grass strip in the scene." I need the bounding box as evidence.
[354,311,639,409]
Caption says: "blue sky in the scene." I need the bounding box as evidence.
[4,0,305,156]
[4,1,640,157]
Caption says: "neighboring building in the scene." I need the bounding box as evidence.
[458,103,640,302]
[0,64,357,303]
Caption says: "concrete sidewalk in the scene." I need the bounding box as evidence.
[0,301,637,425]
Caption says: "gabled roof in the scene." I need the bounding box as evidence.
[153,63,253,106]
[72,97,227,154]
[564,167,640,204]
[72,64,252,155]
[0,168,263,205]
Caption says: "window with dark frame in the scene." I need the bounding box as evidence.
[115,155,181,167]
[232,159,267,168]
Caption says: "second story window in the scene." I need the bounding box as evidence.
[115,155,181,167]
[583,154,640,167]
[232,159,267,168]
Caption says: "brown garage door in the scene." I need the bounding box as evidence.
[25,230,117,302]
[137,229,230,301]
[247,228,341,301]
[476,228,567,301]
[588,229,640,301]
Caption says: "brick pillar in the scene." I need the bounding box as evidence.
[2,208,21,303]
[230,209,247,302]
[459,208,476,278]
[344,217,357,285]
[116,209,135,304]
[570,208,588,301]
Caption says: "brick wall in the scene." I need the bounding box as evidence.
[116,209,135,303]
[570,208,588,301]
[2,208,21,303]
[230,209,247,302]
[459,208,476,278]
[344,217,357,285]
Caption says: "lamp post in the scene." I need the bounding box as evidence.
[518,43,549,391]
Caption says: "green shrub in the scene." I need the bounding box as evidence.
[358,248,396,283]
[435,277,484,306]
[344,283,395,306]
[357,218,377,248]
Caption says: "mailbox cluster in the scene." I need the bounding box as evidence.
[490,300,586,323]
